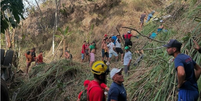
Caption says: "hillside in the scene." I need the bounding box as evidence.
[2,0,201,101]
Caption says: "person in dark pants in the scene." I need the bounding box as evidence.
[108,68,127,101]
[164,39,201,101]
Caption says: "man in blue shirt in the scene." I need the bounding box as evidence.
[146,11,155,23]
[164,39,201,101]
[108,68,127,101]
[111,34,117,46]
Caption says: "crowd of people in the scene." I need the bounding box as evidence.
[76,38,201,101]
[80,30,138,76]
[24,25,201,101]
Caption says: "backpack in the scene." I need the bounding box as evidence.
[80,89,87,101]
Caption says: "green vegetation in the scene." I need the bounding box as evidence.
[1,0,24,33]
[6,0,201,101]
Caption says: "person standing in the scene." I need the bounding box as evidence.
[107,38,118,63]
[164,39,201,101]
[111,34,117,46]
[102,39,109,62]
[123,46,132,76]
[81,41,86,62]
[89,47,95,67]
[25,48,36,75]
[115,35,124,62]
[140,11,146,29]
[108,68,127,101]
[87,61,109,101]
[123,31,137,47]
[85,42,90,62]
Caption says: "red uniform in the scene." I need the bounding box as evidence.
[123,34,132,39]
[87,80,105,101]
[78,91,83,99]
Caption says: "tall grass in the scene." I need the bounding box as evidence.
[16,60,93,101]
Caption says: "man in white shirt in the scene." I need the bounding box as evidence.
[107,38,118,64]
[123,46,132,76]
[115,35,124,62]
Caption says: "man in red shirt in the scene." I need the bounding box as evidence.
[87,61,109,101]
[81,41,86,62]
[123,31,138,47]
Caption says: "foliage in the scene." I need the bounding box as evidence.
[1,0,24,34]
[16,60,92,101]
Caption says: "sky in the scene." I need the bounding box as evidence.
[23,0,44,17]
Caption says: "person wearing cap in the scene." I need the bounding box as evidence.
[108,68,127,101]
[164,39,201,101]
[193,39,201,53]
[123,46,132,76]
[123,31,138,47]
[146,10,155,23]
[77,80,90,101]
[87,61,109,101]
[25,47,36,75]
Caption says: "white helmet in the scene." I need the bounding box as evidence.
[127,31,131,34]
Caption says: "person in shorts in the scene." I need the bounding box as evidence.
[115,35,124,62]
[107,38,118,63]
[102,39,109,61]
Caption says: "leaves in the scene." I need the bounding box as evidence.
[1,0,24,34]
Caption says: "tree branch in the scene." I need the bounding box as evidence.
[116,27,125,45]
[143,46,164,51]
[122,27,167,43]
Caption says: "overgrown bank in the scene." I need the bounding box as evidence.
[8,0,201,101]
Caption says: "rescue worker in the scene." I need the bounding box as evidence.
[87,61,109,101]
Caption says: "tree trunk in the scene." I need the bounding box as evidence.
[63,40,66,57]
[52,0,59,55]
[11,28,16,49]
[5,30,11,49]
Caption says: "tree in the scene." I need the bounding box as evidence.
[1,0,24,34]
